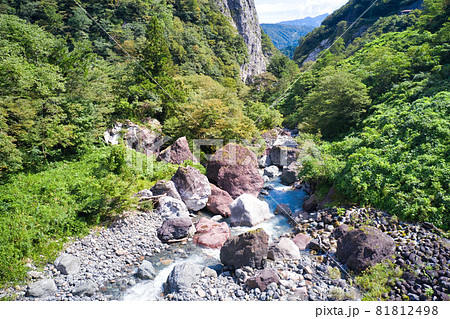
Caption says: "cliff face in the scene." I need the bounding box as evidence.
[218,0,267,83]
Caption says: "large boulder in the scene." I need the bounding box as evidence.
[206,184,233,217]
[229,194,272,227]
[332,224,350,240]
[274,204,292,217]
[104,120,164,156]
[26,279,57,298]
[54,254,81,275]
[273,135,298,148]
[336,226,396,272]
[302,194,318,212]
[280,163,300,185]
[246,268,280,291]
[263,165,280,178]
[206,143,264,199]
[220,228,269,270]
[157,136,198,164]
[156,196,190,220]
[171,166,211,211]
[150,180,182,201]
[293,233,312,250]
[269,146,299,167]
[317,186,337,210]
[268,237,301,260]
[193,217,230,249]
[258,155,272,168]
[164,262,203,294]
[157,218,194,243]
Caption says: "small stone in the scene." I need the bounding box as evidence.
[196,288,206,298]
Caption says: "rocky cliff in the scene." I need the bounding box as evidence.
[218,0,267,83]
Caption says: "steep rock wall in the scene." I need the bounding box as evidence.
[218,0,267,83]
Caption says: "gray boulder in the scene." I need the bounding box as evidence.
[136,260,157,280]
[164,262,203,294]
[263,165,280,178]
[171,166,211,211]
[27,279,57,298]
[156,196,190,220]
[336,226,396,272]
[54,254,81,275]
[274,204,292,217]
[280,163,300,185]
[273,135,298,148]
[157,218,194,243]
[150,180,182,201]
[268,237,301,260]
[229,194,272,227]
[303,194,318,212]
[73,280,98,297]
[258,155,272,168]
[269,146,299,166]
[220,228,269,270]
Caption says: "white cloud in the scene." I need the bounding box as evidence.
[254,0,348,23]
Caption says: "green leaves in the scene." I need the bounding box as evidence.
[332,92,450,229]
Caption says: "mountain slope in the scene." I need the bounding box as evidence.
[293,0,425,64]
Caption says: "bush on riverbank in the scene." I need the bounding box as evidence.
[0,145,202,284]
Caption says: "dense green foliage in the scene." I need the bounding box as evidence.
[282,0,450,230]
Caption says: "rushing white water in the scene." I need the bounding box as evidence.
[121,176,306,300]
[122,248,221,301]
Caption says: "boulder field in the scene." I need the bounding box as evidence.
[6,133,449,302]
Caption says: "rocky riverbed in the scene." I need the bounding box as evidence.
[3,201,448,301]
[1,132,449,302]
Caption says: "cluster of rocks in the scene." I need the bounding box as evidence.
[290,207,450,301]
[5,127,449,302]
[163,247,358,301]
[258,130,301,186]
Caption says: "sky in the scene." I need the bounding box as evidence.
[254,0,348,23]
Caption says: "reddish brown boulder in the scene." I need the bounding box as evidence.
[206,184,233,217]
[246,268,280,291]
[206,143,264,199]
[293,233,312,250]
[158,136,198,164]
[193,217,230,249]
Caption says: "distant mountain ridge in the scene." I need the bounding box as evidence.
[277,13,330,28]
[260,13,329,58]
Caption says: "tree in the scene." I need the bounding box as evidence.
[301,69,372,139]
[131,16,186,120]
